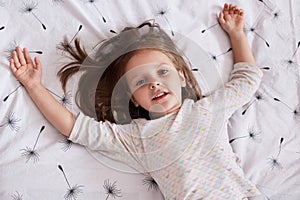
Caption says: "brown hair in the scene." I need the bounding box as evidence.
[57,20,202,124]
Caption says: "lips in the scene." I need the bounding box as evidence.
[152,91,169,101]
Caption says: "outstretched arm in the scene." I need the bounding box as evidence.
[218,3,255,66]
[10,47,75,137]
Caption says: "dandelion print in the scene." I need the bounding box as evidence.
[267,137,284,170]
[142,176,159,191]
[273,97,300,120]
[58,165,84,200]
[201,22,219,33]
[20,125,45,163]
[242,91,264,115]
[155,7,175,36]
[3,84,23,102]
[47,89,72,108]
[256,0,274,11]
[229,125,261,143]
[103,179,122,200]
[0,25,4,30]
[0,111,21,132]
[5,40,19,61]
[282,41,300,71]
[84,0,106,23]
[56,25,83,54]
[247,26,270,47]
[260,66,270,70]
[11,191,23,200]
[20,1,46,30]
[209,48,232,63]
[59,137,73,152]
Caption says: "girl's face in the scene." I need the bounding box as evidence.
[125,49,186,118]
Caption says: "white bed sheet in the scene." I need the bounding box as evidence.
[1,0,300,199]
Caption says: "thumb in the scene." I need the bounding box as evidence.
[34,57,42,73]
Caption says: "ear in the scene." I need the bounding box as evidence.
[178,69,186,87]
[127,92,139,107]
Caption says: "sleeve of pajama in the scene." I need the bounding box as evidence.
[197,62,263,118]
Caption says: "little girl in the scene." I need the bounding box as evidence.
[10,4,263,199]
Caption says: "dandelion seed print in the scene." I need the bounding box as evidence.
[20,1,46,30]
[84,0,107,23]
[20,125,45,163]
[256,0,274,11]
[58,165,84,200]
[155,7,175,36]
[56,25,83,54]
[229,125,261,143]
[209,48,232,64]
[242,91,264,115]
[47,89,72,108]
[3,84,23,102]
[201,22,219,34]
[282,41,300,71]
[5,40,19,61]
[0,25,4,30]
[246,26,270,47]
[59,137,73,152]
[11,191,23,200]
[260,66,270,70]
[267,137,284,170]
[0,112,21,132]
[142,176,159,191]
[103,179,122,200]
[273,97,300,121]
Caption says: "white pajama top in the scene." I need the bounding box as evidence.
[69,62,263,199]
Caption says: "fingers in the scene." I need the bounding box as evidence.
[16,46,26,66]
[34,57,42,73]
[10,58,17,73]
[223,3,243,16]
[24,48,34,65]
[12,50,21,69]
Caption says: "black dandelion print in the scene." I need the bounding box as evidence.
[56,25,83,54]
[0,111,21,132]
[59,137,73,152]
[242,91,264,115]
[201,22,219,33]
[268,137,284,170]
[5,40,19,61]
[20,125,45,163]
[47,89,72,107]
[260,66,270,70]
[283,41,300,71]
[58,165,84,200]
[20,1,46,30]
[0,25,4,30]
[248,26,270,47]
[273,97,300,120]
[256,0,274,11]
[85,0,107,23]
[229,126,261,143]
[143,176,159,191]
[3,84,23,102]
[210,48,232,62]
[11,191,23,200]
[103,179,122,200]
[156,7,175,36]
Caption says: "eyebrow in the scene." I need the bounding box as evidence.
[127,62,170,79]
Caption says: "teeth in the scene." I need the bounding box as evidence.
[155,93,164,98]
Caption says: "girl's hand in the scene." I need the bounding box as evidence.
[218,3,244,38]
[10,46,42,90]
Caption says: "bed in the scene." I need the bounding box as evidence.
[1,0,300,199]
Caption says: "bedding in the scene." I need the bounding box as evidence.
[1,0,300,199]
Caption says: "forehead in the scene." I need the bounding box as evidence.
[125,49,174,72]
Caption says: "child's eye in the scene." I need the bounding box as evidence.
[136,79,146,86]
[159,69,168,75]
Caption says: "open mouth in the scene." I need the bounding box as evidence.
[152,92,169,101]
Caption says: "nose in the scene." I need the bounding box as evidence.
[149,82,161,89]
